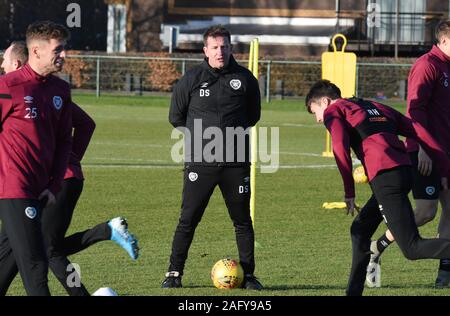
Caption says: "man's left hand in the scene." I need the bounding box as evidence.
[38,189,56,208]
[345,197,360,216]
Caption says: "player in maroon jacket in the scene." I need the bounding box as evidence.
[0,21,72,296]
[367,20,450,288]
[306,79,450,296]
[0,40,139,296]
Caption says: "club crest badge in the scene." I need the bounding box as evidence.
[188,172,198,182]
[426,186,435,196]
[230,79,241,90]
[53,96,63,110]
[25,207,37,219]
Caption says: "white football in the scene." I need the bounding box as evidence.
[92,287,118,296]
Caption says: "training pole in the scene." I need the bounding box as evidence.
[248,40,254,72]
[249,39,259,228]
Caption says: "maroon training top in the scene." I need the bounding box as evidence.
[406,45,450,153]
[65,103,96,180]
[0,63,72,199]
[324,98,450,199]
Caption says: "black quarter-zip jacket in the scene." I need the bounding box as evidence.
[169,55,261,166]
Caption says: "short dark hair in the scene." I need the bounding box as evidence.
[435,20,450,43]
[10,41,28,65]
[305,80,342,113]
[203,25,231,46]
[26,21,70,46]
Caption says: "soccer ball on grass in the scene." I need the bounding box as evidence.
[211,258,244,289]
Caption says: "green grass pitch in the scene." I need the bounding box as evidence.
[5,94,450,296]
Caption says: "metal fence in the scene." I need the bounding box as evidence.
[62,54,413,101]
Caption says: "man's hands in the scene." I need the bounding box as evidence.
[418,146,448,191]
[345,197,360,216]
[442,177,449,191]
[38,189,56,208]
[418,145,433,176]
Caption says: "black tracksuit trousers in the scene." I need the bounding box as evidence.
[347,166,450,296]
[0,178,111,296]
[168,165,255,275]
[0,199,49,296]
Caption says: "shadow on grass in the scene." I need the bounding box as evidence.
[264,284,346,291]
[368,283,450,290]
[173,284,346,291]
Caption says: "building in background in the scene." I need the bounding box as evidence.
[0,0,448,57]
[0,0,108,51]
[161,0,365,57]
[104,0,164,53]
[160,0,447,57]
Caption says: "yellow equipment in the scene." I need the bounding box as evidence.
[248,39,259,228]
[321,34,357,157]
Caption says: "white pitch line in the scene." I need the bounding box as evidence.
[277,151,323,157]
[91,143,325,158]
[92,114,166,122]
[84,164,181,169]
[281,123,321,128]
[88,157,168,163]
[91,141,326,159]
[91,141,168,148]
[83,163,337,170]
[277,164,336,169]
[86,151,331,165]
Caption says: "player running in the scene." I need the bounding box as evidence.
[367,19,450,289]
[306,79,450,296]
